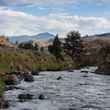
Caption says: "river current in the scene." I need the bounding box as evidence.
[4,67,110,110]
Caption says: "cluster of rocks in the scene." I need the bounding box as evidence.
[0,70,39,109]
[0,70,67,109]
[18,93,34,102]
[18,93,46,102]
[4,70,39,86]
[4,70,64,87]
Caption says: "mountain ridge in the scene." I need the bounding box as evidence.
[9,32,55,43]
[83,32,110,41]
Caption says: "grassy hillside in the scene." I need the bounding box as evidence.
[0,47,76,73]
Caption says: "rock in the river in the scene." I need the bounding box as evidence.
[0,98,9,109]
[18,94,33,102]
[68,69,74,72]
[57,76,62,80]
[5,86,25,91]
[69,108,76,110]
[12,71,24,81]
[38,94,46,100]
[81,70,89,73]
[82,74,88,77]
[31,70,39,76]
[4,74,19,85]
[95,65,110,75]
[23,73,34,82]
[21,108,32,110]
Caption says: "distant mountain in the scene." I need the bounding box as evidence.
[9,32,55,43]
[83,33,110,41]
[94,33,110,37]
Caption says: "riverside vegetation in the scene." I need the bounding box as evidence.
[0,30,110,108]
[0,31,83,108]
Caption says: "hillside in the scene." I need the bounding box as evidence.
[9,32,55,43]
[83,33,110,41]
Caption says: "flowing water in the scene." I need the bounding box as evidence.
[4,67,110,110]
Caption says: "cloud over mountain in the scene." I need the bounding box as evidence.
[0,8,109,36]
[0,0,109,36]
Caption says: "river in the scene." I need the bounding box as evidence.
[4,67,110,110]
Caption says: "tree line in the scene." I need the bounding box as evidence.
[18,30,83,62]
[48,31,83,62]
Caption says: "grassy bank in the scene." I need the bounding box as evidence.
[0,47,77,73]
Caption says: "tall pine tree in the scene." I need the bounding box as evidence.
[48,34,62,58]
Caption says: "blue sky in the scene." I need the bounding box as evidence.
[11,1,110,17]
[0,0,110,37]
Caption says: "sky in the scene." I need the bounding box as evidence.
[0,0,110,37]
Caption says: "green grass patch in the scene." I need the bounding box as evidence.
[0,63,10,72]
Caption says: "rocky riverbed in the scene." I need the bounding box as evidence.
[3,67,110,110]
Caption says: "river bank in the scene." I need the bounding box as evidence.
[0,47,77,73]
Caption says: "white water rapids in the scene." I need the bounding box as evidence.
[4,67,110,110]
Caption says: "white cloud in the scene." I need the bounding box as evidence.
[0,8,110,36]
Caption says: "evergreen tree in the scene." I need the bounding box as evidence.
[48,34,62,58]
[34,43,39,51]
[64,31,82,61]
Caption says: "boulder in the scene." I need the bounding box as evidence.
[82,74,88,78]
[69,108,76,110]
[18,93,33,102]
[21,108,32,110]
[5,86,25,91]
[31,70,39,76]
[23,73,34,82]
[68,69,74,72]
[81,70,89,73]
[1,100,9,108]
[38,94,46,100]
[4,74,19,85]
[95,65,110,75]
[0,99,9,109]
[57,76,62,80]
